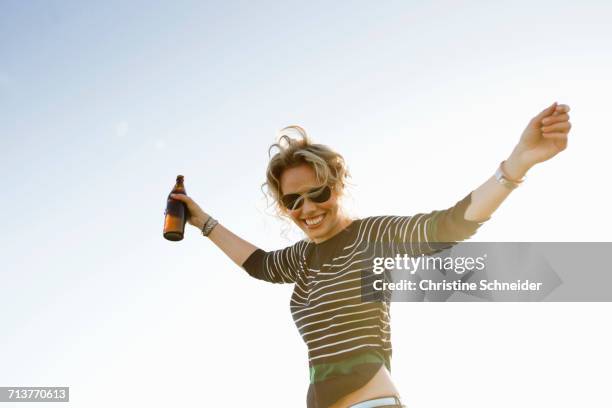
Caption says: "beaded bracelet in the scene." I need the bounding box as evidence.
[201,216,219,237]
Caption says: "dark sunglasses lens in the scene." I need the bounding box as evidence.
[310,186,331,203]
[282,186,330,210]
[282,194,302,210]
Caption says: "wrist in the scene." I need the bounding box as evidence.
[201,215,219,237]
[194,213,211,230]
[504,150,532,181]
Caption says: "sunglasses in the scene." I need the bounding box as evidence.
[281,185,333,210]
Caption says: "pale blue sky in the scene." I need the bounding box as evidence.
[1,1,611,407]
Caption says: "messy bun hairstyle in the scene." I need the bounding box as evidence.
[262,125,350,214]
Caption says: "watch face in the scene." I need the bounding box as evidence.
[495,167,519,189]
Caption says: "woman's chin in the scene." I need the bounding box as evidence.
[306,221,335,242]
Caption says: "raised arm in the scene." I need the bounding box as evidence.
[465,102,571,222]
[375,103,571,257]
[170,193,258,266]
[170,193,302,283]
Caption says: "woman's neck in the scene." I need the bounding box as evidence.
[312,214,354,244]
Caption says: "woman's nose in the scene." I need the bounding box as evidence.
[301,197,317,213]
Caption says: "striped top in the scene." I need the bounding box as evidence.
[242,192,487,408]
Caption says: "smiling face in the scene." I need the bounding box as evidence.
[279,163,352,244]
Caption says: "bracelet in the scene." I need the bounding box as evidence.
[201,216,219,237]
[494,161,525,190]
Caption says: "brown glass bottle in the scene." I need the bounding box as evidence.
[163,175,188,241]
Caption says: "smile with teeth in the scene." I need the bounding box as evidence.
[303,214,325,227]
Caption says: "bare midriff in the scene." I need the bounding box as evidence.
[329,365,401,408]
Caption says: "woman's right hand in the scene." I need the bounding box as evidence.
[170,194,209,230]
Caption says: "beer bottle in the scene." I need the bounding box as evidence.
[163,175,188,241]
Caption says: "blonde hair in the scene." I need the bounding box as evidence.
[262,125,351,214]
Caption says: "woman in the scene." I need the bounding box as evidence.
[171,102,571,408]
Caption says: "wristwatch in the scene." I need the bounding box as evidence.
[495,161,524,190]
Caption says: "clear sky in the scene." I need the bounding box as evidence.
[1,1,611,407]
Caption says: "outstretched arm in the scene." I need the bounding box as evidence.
[170,193,302,283]
[170,193,258,266]
[465,102,571,222]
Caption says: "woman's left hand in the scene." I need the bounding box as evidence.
[511,102,571,170]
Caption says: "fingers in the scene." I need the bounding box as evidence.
[532,102,570,153]
[540,102,571,142]
[554,104,570,114]
[533,102,572,124]
[542,132,568,139]
[532,102,558,123]
[541,120,571,133]
[541,113,569,125]
[170,193,190,203]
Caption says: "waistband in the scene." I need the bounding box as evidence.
[348,395,404,408]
